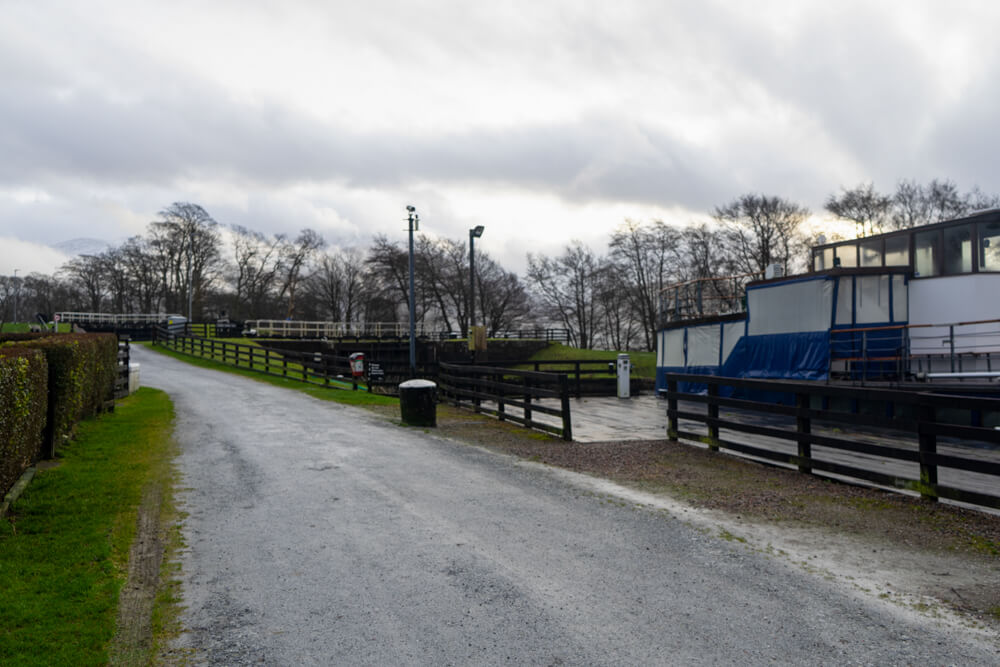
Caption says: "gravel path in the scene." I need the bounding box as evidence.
[135,345,999,665]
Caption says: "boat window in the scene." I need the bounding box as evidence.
[884,235,909,266]
[835,243,857,268]
[892,275,907,322]
[860,239,883,267]
[979,221,1000,271]
[914,230,940,277]
[813,247,834,271]
[942,224,973,274]
[835,276,853,325]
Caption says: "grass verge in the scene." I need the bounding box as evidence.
[142,342,398,407]
[527,343,656,379]
[0,388,177,666]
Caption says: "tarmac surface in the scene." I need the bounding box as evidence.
[134,345,999,665]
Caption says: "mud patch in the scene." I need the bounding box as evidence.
[110,485,166,665]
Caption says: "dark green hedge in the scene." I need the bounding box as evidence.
[0,332,57,343]
[0,347,48,497]
[18,334,119,453]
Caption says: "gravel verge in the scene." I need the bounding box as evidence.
[366,401,1000,632]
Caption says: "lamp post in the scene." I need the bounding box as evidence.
[186,227,194,325]
[406,206,419,375]
[13,268,19,325]
[468,226,484,333]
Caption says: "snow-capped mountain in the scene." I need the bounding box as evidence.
[51,238,111,257]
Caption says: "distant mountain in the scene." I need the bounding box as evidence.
[51,238,111,257]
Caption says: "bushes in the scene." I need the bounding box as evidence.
[0,348,48,498]
[20,334,118,455]
[0,333,119,496]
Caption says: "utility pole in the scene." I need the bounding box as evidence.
[406,206,419,375]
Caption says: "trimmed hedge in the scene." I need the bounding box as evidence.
[0,348,48,497]
[18,334,119,454]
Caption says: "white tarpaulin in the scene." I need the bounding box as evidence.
[892,275,907,322]
[687,324,721,366]
[836,277,853,325]
[856,275,890,323]
[748,278,834,335]
[661,328,686,366]
[722,320,744,364]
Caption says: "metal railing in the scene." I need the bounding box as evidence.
[245,320,432,339]
[658,273,761,324]
[55,312,173,325]
[830,318,1000,381]
[244,320,571,343]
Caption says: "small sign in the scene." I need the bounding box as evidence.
[368,362,384,378]
[54,314,61,322]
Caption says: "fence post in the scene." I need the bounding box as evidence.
[949,325,956,373]
[667,378,678,441]
[497,370,506,422]
[559,374,572,441]
[707,382,720,451]
[524,376,532,425]
[575,361,582,399]
[861,331,868,383]
[917,396,939,502]
[796,392,812,474]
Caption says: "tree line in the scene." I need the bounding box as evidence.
[2,179,996,351]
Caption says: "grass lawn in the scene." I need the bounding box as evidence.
[143,342,399,408]
[526,343,657,379]
[152,336,365,389]
[0,388,177,666]
[0,322,71,333]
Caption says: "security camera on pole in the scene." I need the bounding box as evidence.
[406,206,419,376]
[399,205,438,428]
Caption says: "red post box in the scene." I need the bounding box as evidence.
[349,352,365,377]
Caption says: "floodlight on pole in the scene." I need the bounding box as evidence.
[468,226,484,332]
[407,206,419,374]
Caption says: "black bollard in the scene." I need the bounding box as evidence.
[399,379,437,427]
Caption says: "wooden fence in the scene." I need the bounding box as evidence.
[153,328,364,391]
[438,362,572,440]
[663,373,1000,510]
[488,359,622,398]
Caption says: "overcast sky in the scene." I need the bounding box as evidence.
[2,0,999,275]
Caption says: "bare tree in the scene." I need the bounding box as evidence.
[825,182,892,237]
[308,247,368,323]
[608,219,683,351]
[476,253,532,336]
[278,229,326,319]
[59,255,108,312]
[229,225,285,319]
[526,241,603,349]
[416,236,466,334]
[149,202,222,318]
[715,194,809,276]
[366,235,428,323]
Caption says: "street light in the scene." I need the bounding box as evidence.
[468,226,484,332]
[406,206,419,375]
